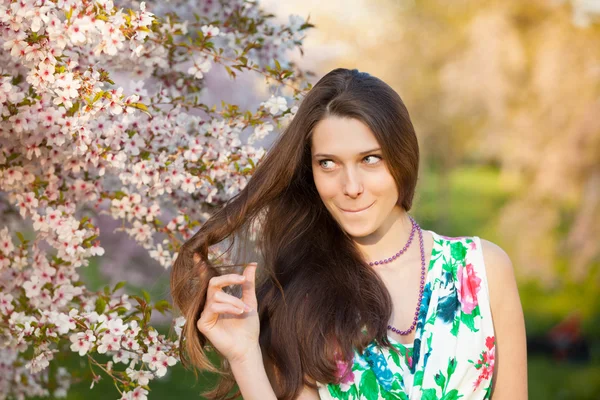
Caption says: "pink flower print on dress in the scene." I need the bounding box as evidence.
[472,336,495,391]
[335,358,355,385]
[457,262,481,314]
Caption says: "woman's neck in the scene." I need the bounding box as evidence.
[352,206,415,267]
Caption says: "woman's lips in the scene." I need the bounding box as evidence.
[339,202,374,213]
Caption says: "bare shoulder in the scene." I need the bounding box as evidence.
[478,238,516,290]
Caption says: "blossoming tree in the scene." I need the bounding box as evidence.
[0,0,312,398]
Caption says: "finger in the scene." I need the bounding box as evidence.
[197,303,246,331]
[241,263,258,308]
[206,273,246,299]
[212,289,253,312]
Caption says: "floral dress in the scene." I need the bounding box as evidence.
[317,231,496,400]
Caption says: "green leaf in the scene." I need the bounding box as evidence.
[95,297,107,314]
[66,101,80,117]
[127,102,151,117]
[359,369,379,398]
[442,389,463,400]
[426,311,437,325]
[16,231,26,244]
[450,316,460,336]
[112,281,127,293]
[7,153,20,162]
[389,347,401,366]
[90,90,105,104]
[421,388,439,400]
[450,242,467,261]
[381,389,401,400]
[82,234,98,247]
[414,370,424,387]
[154,300,172,314]
[327,383,350,400]
[142,289,151,303]
[391,373,404,391]
[461,312,479,332]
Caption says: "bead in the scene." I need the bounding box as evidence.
[388,223,428,337]
[369,216,417,267]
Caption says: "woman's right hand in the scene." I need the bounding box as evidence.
[195,259,261,364]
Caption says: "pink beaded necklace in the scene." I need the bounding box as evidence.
[368,216,426,336]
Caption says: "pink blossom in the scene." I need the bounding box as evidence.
[69,330,96,356]
[120,387,148,400]
[23,276,42,299]
[141,346,176,377]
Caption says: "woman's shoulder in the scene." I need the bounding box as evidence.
[477,238,517,301]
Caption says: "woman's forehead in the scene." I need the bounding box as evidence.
[311,116,379,155]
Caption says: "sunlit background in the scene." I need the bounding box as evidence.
[69,0,600,399]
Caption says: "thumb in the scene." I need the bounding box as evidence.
[242,262,258,308]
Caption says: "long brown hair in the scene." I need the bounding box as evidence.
[170,68,420,399]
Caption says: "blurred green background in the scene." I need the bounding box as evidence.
[52,166,600,400]
[46,0,600,398]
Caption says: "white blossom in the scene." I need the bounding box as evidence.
[69,330,96,356]
[262,95,288,115]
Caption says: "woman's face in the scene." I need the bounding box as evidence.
[311,115,401,239]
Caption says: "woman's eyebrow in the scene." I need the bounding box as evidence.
[313,148,381,158]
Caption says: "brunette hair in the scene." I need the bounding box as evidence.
[170,68,419,399]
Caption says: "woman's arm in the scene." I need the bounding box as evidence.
[230,345,278,400]
[481,239,528,399]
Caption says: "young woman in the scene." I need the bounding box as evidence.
[170,68,528,400]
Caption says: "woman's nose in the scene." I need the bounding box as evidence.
[342,168,364,198]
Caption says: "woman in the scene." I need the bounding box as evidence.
[170,68,528,400]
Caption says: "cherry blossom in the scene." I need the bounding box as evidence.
[142,345,177,377]
[69,330,97,356]
[0,0,311,397]
[262,95,289,115]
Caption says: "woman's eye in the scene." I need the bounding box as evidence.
[319,160,335,169]
[364,155,382,165]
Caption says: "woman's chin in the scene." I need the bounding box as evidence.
[340,224,374,239]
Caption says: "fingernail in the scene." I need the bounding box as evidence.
[243,304,253,312]
[238,275,246,281]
